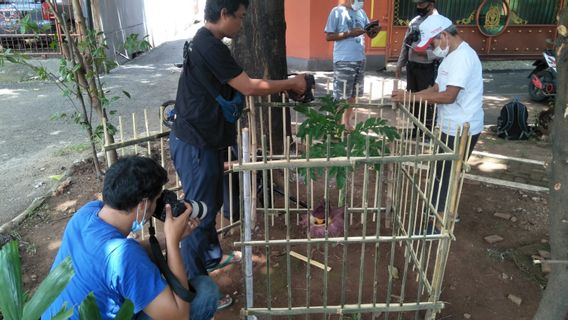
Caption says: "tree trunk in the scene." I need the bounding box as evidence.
[533,8,568,320]
[70,0,118,165]
[231,0,290,155]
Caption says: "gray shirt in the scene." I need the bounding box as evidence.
[325,5,370,63]
[397,10,439,67]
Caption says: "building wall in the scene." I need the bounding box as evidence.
[93,0,205,61]
[286,0,389,72]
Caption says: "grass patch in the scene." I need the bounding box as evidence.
[53,143,92,157]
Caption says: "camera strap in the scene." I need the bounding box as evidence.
[148,222,196,303]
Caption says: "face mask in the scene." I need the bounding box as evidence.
[416,5,431,17]
[351,0,364,11]
[131,200,148,233]
[432,35,449,58]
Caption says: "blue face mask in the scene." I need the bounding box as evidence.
[131,200,148,233]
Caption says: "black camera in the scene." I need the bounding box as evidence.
[153,190,208,221]
[404,25,421,47]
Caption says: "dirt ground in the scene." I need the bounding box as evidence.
[5,127,556,320]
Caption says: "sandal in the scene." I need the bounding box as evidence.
[207,250,242,272]
[217,294,233,311]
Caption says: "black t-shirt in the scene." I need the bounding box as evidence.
[173,27,243,149]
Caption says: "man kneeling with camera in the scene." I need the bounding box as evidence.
[42,156,219,320]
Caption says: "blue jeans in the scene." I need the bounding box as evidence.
[169,132,224,278]
[135,275,219,320]
[189,275,220,320]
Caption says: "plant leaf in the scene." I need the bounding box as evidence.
[114,299,134,320]
[49,303,74,320]
[78,292,101,320]
[22,257,75,320]
[49,175,64,181]
[0,241,24,320]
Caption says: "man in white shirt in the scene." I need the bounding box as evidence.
[392,14,484,219]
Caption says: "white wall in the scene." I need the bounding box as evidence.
[95,0,206,61]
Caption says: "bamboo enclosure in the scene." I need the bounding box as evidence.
[103,78,470,320]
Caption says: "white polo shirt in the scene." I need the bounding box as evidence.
[435,41,484,136]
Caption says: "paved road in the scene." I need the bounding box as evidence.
[0,38,187,226]
[0,42,547,227]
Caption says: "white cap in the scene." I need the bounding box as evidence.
[415,15,453,52]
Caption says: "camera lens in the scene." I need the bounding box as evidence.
[188,200,207,220]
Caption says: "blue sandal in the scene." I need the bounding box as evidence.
[207,251,242,272]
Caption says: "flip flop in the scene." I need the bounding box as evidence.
[217,294,233,311]
[207,250,242,273]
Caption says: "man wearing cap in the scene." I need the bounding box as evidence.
[392,14,484,219]
[325,0,380,131]
[396,0,439,136]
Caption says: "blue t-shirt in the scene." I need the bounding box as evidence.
[42,201,167,320]
[324,5,369,63]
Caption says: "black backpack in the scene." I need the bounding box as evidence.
[497,99,531,140]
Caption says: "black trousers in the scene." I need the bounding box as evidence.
[431,132,480,214]
[406,61,436,132]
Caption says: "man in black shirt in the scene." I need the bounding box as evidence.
[170,0,306,311]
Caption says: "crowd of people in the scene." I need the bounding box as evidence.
[41,0,483,319]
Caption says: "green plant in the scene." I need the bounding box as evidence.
[0,240,135,319]
[0,240,74,320]
[122,34,152,58]
[294,95,400,191]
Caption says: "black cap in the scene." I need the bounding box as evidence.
[413,0,435,3]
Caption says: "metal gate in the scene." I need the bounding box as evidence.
[388,0,566,60]
[0,0,74,55]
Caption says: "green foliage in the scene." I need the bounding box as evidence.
[19,14,51,34]
[294,96,400,190]
[0,241,135,319]
[0,241,74,320]
[123,34,152,57]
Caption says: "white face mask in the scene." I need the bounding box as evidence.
[432,34,449,58]
[351,0,364,11]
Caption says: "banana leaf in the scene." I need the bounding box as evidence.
[49,303,74,320]
[114,300,134,320]
[0,241,24,320]
[22,257,74,320]
[78,293,101,320]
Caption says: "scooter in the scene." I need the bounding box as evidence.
[528,49,557,102]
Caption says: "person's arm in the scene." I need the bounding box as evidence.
[413,85,460,104]
[392,84,461,105]
[396,27,411,79]
[228,71,306,97]
[325,29,366,42]
[143,204,198,320]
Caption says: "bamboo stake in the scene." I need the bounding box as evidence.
[290,251,331,272]
[118,116,125,157]
[144,109,151,156]
[241,128,254,319]
[132,113,138,155]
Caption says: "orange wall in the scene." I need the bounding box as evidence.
[285,0,336,60]
[285,0,389,61]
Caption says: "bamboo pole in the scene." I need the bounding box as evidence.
[144,109,151,155]
[241,128,254,319]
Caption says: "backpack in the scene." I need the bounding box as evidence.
[497,99,531,140]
